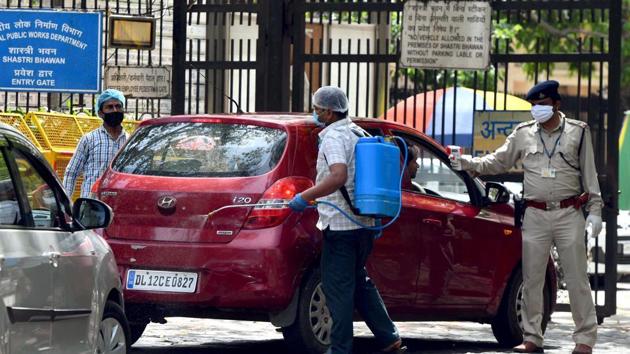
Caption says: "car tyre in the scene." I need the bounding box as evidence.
[282,267,331,354]
[98,300,130,353]
[491,267,551,347]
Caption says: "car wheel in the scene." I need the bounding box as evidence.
[491,268,551,347]
[282,267,331,354]
[97,301,130,354]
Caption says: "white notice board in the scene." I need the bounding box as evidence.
[400,1,491,70]
[104,66,171,99]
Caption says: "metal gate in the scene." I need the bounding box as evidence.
[293,0,621,321]
[176,0,622,321]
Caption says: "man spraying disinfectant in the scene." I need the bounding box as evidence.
[288,86,406,354]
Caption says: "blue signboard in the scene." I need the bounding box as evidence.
[0,9,101,93]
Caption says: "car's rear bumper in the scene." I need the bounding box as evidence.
[106,222,319,312]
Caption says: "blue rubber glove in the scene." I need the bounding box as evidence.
[288,193,310,212]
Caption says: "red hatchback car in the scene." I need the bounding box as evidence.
[96,114,557,353]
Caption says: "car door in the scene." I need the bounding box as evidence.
[12,148,97,353]
[0,141,54,353]
[369,190,424,310]
[352,127,422,310]
[393,132,508,308]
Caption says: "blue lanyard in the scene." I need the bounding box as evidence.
[538,118,565,160]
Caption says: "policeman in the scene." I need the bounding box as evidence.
[450,80,601,354]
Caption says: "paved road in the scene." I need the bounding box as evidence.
[131,286,630,354]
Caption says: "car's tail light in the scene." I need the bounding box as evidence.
[243,176,313,229]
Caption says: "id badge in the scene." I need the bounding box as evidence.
[541,167,556,178]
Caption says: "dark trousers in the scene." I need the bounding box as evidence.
[321,227,399,354]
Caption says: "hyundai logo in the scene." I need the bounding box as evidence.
[157,196,177,209]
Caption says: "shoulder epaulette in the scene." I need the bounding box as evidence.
[565,118,588,129]
[515,120,536,130]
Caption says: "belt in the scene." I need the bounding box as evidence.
[525,193,590,211]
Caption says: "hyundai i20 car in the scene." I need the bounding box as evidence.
[0,123,129,354]
[96,114,557,353]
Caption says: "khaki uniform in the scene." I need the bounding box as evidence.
[461,112,601,347]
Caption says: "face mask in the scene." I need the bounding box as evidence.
[531,105,554,123]
[103,111,124,127]
[312,111,325,127]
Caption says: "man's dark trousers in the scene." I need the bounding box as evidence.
[322,227,399,354]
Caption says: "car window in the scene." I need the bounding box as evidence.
[13,150,62,228]
[363,128,384,137]
[0,151,20,226]
[112,122,287,177]
[408,144,471,204]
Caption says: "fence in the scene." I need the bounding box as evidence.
[176,0,622,322]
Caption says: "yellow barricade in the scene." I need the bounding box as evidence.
[24,112,85,199]
[75,115,102,134]
[0,113,44,150]
[122,120,141,135]
[25,112,84,150]
[75,116,140,136]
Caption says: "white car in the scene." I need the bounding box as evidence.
[0,124,129,353]
[587,210,630,283]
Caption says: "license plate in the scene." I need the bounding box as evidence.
[126,269,198,293]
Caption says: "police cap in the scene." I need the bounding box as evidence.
[525,80,561,101]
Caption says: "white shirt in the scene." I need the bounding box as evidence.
[316,118,374,231]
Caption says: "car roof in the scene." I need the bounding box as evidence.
[139,113,313,127]
[137,114,446,153]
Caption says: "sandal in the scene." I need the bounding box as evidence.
[379,339,408,353]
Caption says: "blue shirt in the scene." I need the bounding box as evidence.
[63,126,128,198]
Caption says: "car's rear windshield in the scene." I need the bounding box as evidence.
[112,122,287,177]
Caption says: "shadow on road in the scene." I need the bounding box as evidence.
[130,337,520,354]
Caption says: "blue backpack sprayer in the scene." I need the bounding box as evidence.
[315,136,407,231]
[207,136,408,232]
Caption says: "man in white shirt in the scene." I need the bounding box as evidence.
[289,86,405,354]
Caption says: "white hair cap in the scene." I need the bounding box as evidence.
[312,86,349,113]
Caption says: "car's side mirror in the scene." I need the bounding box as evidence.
[485,181,510,204]
[72,198,113,230]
